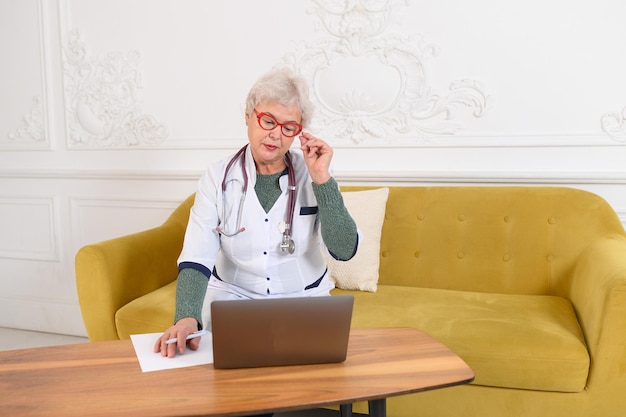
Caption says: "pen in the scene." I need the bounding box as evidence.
[165,330,208,345]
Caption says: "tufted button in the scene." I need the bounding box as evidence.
[417,213,425,220]
[458,214,466,221]
[546,253,555,262]
[414,251,420,258]
[547,217,556,224]
[381,250,388,258]
[503,254,511,262]
[457,251,465,259]
[504,216,511,223]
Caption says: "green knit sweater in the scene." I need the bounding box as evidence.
[174,175,357,328]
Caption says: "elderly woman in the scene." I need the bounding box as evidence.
[154,68,359,360]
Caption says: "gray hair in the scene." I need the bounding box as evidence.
[245,67,314,128]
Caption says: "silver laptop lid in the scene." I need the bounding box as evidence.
[211,295,354,369]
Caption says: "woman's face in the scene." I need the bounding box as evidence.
[246,101,302,174]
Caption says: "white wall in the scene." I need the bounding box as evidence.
[1,0,626,336]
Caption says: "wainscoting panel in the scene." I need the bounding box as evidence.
[70,197,181,248]
[0,172,198,336]
[0,196,59,261]
[0,0,51,150]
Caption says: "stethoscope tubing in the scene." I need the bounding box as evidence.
[218,144,296,253]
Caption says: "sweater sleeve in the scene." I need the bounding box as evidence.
[312,177,358,261]
[174,267,209,329]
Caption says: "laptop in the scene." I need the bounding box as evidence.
[210,295,354,369]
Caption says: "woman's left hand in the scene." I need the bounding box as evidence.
[300,132,332,184]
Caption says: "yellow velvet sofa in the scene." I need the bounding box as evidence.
[75,186,626,417]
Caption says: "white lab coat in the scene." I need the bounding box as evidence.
[178,145,335,312]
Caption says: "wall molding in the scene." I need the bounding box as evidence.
[0,196,59,261]
[3,168,626,185]
[601,106,626,142]
[1,0,51,150]
[7,96,47,145]
[331,133,624,148]
[5,131,619,151]
[334,171,626,185]
[48,0,626,150]
[69,196,183,249]
[0,295,86,336]
[284,0,489,144]
[62,29,169,148]
[0,169,201,181]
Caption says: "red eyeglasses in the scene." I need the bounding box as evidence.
[254,110,303,137]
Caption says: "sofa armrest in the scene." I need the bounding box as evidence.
[568,234,626,385]
[75,222,184,341]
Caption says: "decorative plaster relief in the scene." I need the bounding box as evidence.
[62,30,168,148]
[284,0,489,144]
[6,96,46,144]
[601,107,626,142]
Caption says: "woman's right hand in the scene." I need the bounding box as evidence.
[153,317,201,358]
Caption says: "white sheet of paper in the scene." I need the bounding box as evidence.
[130,332,214,372]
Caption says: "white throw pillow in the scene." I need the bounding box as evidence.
[324,187,389,292]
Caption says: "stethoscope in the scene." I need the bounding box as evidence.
[214,144,296,254]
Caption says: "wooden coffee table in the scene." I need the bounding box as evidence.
[0,327,473,417]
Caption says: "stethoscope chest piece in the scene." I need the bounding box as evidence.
[280,233,295,254]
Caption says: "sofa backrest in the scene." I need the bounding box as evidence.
[341,186,625,296]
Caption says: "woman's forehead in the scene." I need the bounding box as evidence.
[257,102,301,120]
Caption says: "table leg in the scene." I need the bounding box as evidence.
[368,399,386,417]
[340,403,353,417]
